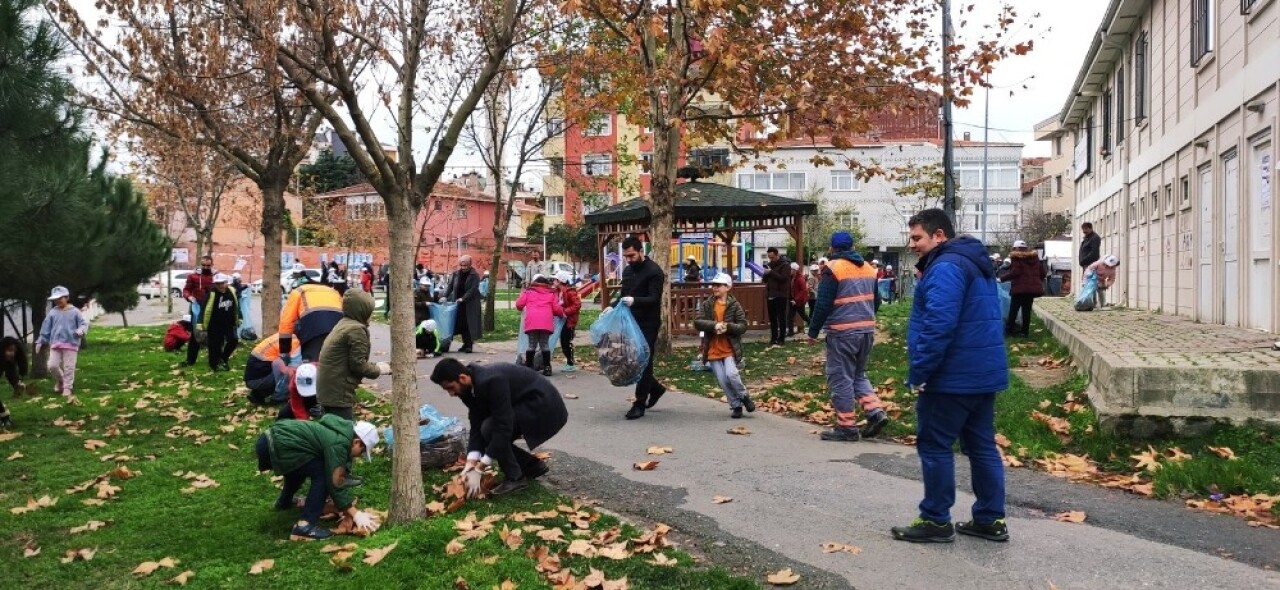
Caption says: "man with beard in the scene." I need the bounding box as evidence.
[442,255,482,353]
[609,236,666,420]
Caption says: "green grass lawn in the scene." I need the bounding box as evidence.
[0,327,756,588]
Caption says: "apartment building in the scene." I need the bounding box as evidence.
[1032,116,1078,216]
[1060,0,1278,332]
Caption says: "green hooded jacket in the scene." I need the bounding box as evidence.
[265,413,356,509]
[317,290,382,409]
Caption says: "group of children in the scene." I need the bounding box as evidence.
[514,271,582,376]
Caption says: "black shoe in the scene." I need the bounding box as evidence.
[220,362,231,372]
[731,407,743,419]
[289,522,334,541]
[274,495,300,511]
[645,386,666,409]
[743,398,756,413]
[0,415,11,428]
[524,460,549,480]
[891,518,956,543]
[625,404,646,420]
[820,426,861,442]
[862,413,890,438]
[957,519,1009,542]
[458,347,474,354]
[541,367,552,377]
[492,478,529,496]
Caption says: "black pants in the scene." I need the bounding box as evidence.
[767,297,788,343]
[633,325,662,406]
[245,373,276,404]
[559,327,576,366]
[789,301,810,334]
[416,332,438,354]
[455,307,475,350]
[256,434,328,524]
[3,360,22,390]
[206,326,238,369]
[301,337,325,363]
[479,417,542,481]
[322,405,354,421]
[1007,294,1036,336]
[186,333,202,365]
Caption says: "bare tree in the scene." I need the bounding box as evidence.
[130,131,238,262]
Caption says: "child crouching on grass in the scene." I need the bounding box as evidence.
[692,273,756,419]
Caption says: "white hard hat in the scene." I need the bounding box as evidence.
[710,273,732,287]
[554,271,572,284]
[353,421,378,462]
[181,314,192,323]
[419,319,437,332]
[295,363,318,398]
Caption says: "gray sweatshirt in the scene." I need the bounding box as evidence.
[37,306,88,350]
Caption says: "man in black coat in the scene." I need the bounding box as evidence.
[443,255,483,353]
[762,247,792,345]
[1078,222,1101,281]
[430,358,568,496]
[610,236,667,420]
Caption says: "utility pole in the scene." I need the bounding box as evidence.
[981,81,990,243]
[941,0,957,224]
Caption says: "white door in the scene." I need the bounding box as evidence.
[1248,143,1273,331]
[1197,167,1214,321]
[1222,153,1241,327]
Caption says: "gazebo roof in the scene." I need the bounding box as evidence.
[583,181,816,226]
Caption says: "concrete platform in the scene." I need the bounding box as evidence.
[1035,297,1280,437]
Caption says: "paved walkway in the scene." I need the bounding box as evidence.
[360,322,1280,590]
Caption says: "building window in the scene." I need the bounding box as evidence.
[1130,200,1138,227]
[688,147,730,171]
[1101,89,1112,156]
[736,172,805,191]
[1242,0,1259,14]
[1191,0,1214,67]
[346,199,386,220]
[1053,136,1062,157]
[549,157,564,177]
[581,192,608,215]
[1164,184,1174,215]
[1116,67,1125,145]
[545,195,564,217]
[582,154,612,177]
[830,170,860,191]
[1150,191,1159,221]
[584,113,612,137]
[455,202,468,219]
[1181,176,1191,209]
[1135,32,1148,122]
[546,118,565,137]
[434,200,443,211]
[639,152,653,174]
[1054,174,1063,196]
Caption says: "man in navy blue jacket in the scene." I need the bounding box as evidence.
[892,208,1010,544]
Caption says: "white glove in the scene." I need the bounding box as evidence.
[463,466,483,498]
[377,362,391,375]
[352,510,376,532]
[74,328,86,336]
[621,297,634,306]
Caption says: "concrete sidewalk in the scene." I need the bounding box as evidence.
[361,321,1280,590]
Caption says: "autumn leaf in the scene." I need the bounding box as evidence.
[59,547,97,564]
[1207,446,1237,460]
[1164,447,1192,462]
[96,481,122,499]
[363,541,398,566]
[712,496,733,504]
[320,543,359,554]
[820,542,862,554]
[22,542,40,558]
[646,446,674,455]
[170,571,195,585]
[633,460,659,471]
[0,432,22,443]
[83,439,108,451]
[499,526,523,549]
[651,553,677,566]
[69,520,109,534]
[566,539,596,558]
[766,568,801,585]
[536,527,566,542]
[597,541,631,560]
[446,539,466,556]
[726,426,751,435]
[7,451,23,461]
[1053,511,1087,523]
[249,558,274,575]
[1131,446,1162,472]
[133,561,163,577]
[994,433,1011,448]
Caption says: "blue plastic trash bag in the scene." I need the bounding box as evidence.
[1074,274,1099,312]
[383,404,461,450]
[516,313,565,368]
[877,278,893,302]
[431,302,459,342]
[238,292,256,340]
[998,281,1011,320]
[589,306,650,386]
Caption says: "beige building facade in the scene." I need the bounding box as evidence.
[1032,117,1078,217]
[1060,0,1278,332]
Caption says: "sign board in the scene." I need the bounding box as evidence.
[1073,125,1091,180]
[171,248,190,264]
[233,257,247,272]
[1260,152,1272,210]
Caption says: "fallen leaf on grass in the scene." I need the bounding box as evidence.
[248,559,274,575]
[12,494,59,514]
[820,542,862,554]
[111,465,141,480]
[69,520,109,534]
[766,568,801,585]
[446,539,466,556]
[454,576,470,590]
[1164,447,1192,462]
[83,439,108,451]
[726,426,751,435]
[994,433,1011,449]
[646,446,674,455]
[170,570,194,585]
[133,561,165,576]
[1053,511,1087,523]
[81,499,106,507]
[1208,446,1238,461]
[712,496,733,504]
[499,526,523,550]
[320,543,359,554]
[1029,411,1072,442]
[0,432,22,443]
[632,460,659,471]
[23,542,40,558]
[596,542,631,560]
[1131,447,1162,472]
[362,541,398,566]
[566,539,596,558]
[7,451,23,461]
[536,527,566,542]
[96,481,121,499]
[59,547,97,564]
[651,553,677,566]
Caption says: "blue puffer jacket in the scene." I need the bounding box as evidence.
[907,236,1009,394]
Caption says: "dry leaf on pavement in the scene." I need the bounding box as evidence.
[712,496,733,504]
[766,568,801,585]
[248,558,274,575]
[646,446,674,455]
[632,461,659,471]
[1053,511,1087,523]
[727,426,751,435]
[820,542,862,554]
[362,541,398,565]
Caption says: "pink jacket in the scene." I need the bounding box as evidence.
[1085,260,1117,289]
[515,283,564,332]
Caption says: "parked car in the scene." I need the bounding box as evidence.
[279,268,322,294]
[137,279,165,299]
[148,270,195,299]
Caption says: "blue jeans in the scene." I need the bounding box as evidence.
[915,392,1005,524]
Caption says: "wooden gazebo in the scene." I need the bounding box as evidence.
[584,180,817,335]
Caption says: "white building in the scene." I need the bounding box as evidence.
[1058,0,1278,332]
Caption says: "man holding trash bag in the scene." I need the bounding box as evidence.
[606,236,667,420]
[430,358,568,497]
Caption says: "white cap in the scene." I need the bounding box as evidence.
[872,259,881,265]
[295,363,318,398]
[419,276,432,286]
[292,263,306,273]
[181,314,192,323]
[886,264,893,270]
[353,421,378,461]
[232,272,242,279]
[554,270,572,284]
[817,257,828,265]
[710,273,732,287]
[687,256,697,261]
[213,273,231,283]
[418,319,437,332]
[532,273,545,283]
[1104,255,1120,267]
[790,262,800,270]
[990,253,1001,259]
[47,286,69,300]
[1013,240,1028,248]
[809,264,819,271]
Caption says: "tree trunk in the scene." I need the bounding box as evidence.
[28,298,47,379]
[387,196,426,524]
[119,312,128,327]
[259,179,288,335]
[648,125,680,356]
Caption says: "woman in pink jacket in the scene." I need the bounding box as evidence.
[515,275,564,376]
[1085,255,1120,308]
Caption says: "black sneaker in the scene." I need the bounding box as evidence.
[743,398,756,413]
[819,426,861,442]
[625,404,645,420]
[541,367,552,377]
[524,460,549,480]
[0,415,11,428]
[731,407,743,419]
[862,412,890,438]
[491,478,529,496]
[891,518,956,543]
[289,522,333,541]
[645,386,666,408]
[957,519,1009,542]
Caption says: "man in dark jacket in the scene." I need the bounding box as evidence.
[430,358,568,497]
[443,255,482,353]
[200,274,241,372]
[611,236,667,420]
[892,208,1009,545]
[1078,222,1100,278]
[1,336,26,427]
[1002,240,1045,337]
[762,247,792,345]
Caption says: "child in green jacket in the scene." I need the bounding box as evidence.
[692,274,756,419]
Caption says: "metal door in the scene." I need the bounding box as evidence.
[1197,166,1214,321]
[1248,142,1272,331]
[1222,153,1240,327]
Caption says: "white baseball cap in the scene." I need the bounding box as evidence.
[419,276,432,286]
[790,262,800,270]
[710,273,733,287]
[886,264,893,270]
[532,273,545,283]
[418,319,437,332]
[292,263,306,273]
[213,273,231,283]
[817,257,828,264]
[47,286,69,300]
[554,270,572,283]
[1013,240,1028,248]
[353,421,378,461]
[295,363,318,398]
[181,314,192,323]
[809,264,819,271]
[232,272,242,279]
[1104,255,1120,267]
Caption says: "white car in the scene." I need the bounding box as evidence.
[146,270,195,299]
[136,279,165,299]
[280,268,323,294]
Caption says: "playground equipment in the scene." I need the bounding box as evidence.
[673,236,751,284]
